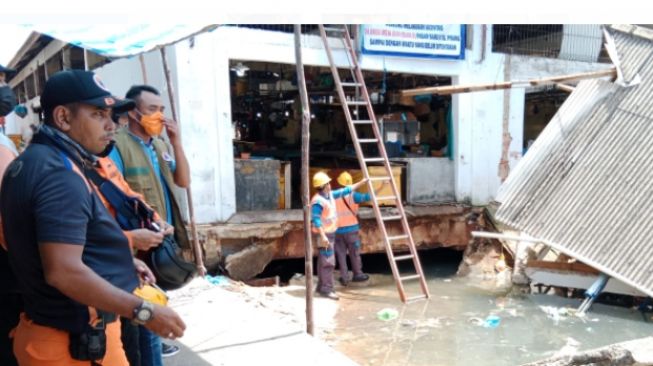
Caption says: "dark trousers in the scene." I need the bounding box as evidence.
[315,233,336,293]
[335,231,364,280]
[121,317,141,366]
[0,293,21,366]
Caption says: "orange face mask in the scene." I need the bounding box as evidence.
[138,111,164,137]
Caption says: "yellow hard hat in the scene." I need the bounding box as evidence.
[133,284,168,306]
[337,171,353,186]
[312,171,331,188]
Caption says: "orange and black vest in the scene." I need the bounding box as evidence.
[311,193,337,234]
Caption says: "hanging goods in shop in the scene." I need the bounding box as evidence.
[318,25,430,303]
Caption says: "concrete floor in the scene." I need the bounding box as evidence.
[162,278,357,366]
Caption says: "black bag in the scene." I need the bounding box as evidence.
[147,235,198,290]
[85,167,197,290]
[69,317,106,363]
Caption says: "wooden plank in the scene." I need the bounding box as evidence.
[526,260,600,275]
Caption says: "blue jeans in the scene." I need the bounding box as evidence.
[139,326,163,366]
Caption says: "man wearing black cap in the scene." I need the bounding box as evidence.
[0,69,185,365]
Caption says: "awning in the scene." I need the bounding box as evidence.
[23,24,215,57]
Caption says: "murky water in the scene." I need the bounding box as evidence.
[331,254,653,366]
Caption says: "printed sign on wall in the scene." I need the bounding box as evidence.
[361,24,465,60]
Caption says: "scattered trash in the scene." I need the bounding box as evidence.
[399,319,416,327]
[483,315,501,328]
[468,317,485,326]
[205,275,228,286]
[443,279,452,283]
[377,308,399,321]
[539,306,576,325]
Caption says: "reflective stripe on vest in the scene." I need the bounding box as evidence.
[311,193,337,234]
[336,195,359,228]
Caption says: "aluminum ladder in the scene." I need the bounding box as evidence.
[318,25,430,303]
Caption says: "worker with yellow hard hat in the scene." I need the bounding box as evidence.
[334,171,388,286]
[311,171,367,300]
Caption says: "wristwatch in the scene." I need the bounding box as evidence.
[132,300,155,325]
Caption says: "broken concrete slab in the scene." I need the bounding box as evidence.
[521,336,653,366]
[192,205,482,280]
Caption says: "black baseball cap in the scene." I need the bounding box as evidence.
[41,69,132,113]
[0,64,16,76]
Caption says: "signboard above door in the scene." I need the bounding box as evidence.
[361,24,465,60]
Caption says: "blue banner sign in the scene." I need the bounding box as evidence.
[361,24,465,60]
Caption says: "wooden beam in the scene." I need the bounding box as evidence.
[160,47,206,276]
[401,68,616,97]
[555,83,575,93]
[294,24,314,337]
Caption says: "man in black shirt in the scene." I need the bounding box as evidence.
[0,70,185,365]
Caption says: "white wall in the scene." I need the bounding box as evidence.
[7,25,612,222]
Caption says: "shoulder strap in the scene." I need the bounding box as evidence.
[342,195,356,216]
[84,166,156,231]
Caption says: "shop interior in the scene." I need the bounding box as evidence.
[523,88,569,154]
[230,60,453,212]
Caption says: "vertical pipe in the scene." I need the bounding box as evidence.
[294,24,314,336]
[160,47,206,276]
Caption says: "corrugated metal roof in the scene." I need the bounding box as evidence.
[496,26,653,297]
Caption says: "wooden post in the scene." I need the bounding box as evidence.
[294,24,314,336]
[160,47,207,276]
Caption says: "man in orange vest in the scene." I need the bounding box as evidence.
[311,172,367,300]
[334,172,387,286]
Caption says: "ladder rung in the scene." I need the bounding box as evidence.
[406,294,428,302]
[346,101,367,106]
[370,177,391,182]
[388,234,409,241]
[382,215,402,221]
[341,82,362,87]
[394,254,414,261]
[358,138,379,143]
[352,120,373,125]
[364,157,385,163]
[376,195,397,201]
[400,275,421,282]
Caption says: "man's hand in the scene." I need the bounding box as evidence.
[156,220,175,236]
[133,258,156,285]
[130,229,164,251]
[144,304,186,340]
[317,235,330,249]
[163,118,181,145]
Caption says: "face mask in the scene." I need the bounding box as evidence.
[138,111,164,137]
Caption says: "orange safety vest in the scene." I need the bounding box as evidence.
[336,194,360,229]
[311,193,337,234]
[94,157,161,222]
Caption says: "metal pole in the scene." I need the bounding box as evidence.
[139,54,149,84]
[294,24,314,336]
[160,47,207,276]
